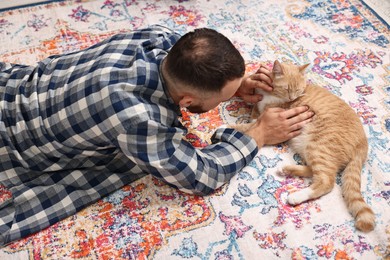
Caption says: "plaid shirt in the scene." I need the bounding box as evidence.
[0,26,258,245]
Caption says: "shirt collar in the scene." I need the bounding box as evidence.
[158,57,181,116]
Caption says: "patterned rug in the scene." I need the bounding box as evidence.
[0,0,389,259]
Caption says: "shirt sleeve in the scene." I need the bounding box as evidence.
[117,121,258,195]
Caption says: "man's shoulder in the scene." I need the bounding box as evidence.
[111,26,179,41]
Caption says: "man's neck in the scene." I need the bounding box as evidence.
[161,59,182,105]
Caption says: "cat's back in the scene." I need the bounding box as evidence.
[289,83,367,158]
[293,84,362,125]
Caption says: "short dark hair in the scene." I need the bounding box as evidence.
[165,28,245,92]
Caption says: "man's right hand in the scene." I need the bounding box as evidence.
[244,106,314,147]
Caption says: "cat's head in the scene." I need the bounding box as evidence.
[271,60,309,101]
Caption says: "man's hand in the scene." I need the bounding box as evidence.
[242,106,314,147]
[236,65,273,103]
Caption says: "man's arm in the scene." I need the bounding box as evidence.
[117,120,258,195]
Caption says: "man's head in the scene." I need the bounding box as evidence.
[163,28,245,113]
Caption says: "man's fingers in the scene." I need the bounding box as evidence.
[250,73,273,87]
[256,65,272,76]
[256,81,273,92]
[288,111,314,127]
[288,129,302,139]
[283,106,310,119]
[289,117,313,132]
[248,76,272,92]
[242,93,263,103]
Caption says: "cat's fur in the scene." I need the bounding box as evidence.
[234,60,375,232]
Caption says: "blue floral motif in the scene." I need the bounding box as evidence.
[237,183,253,197]
[172,237,199,258]
[367,126,390,174]
[102,189,130,205]
[232,154,282,214]
[293,246,317,260]
[214,249,233,260]
[257,175,282,214]
[291,0,389,47]
[207,11,247,32]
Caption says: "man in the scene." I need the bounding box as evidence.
[0,26,312,245]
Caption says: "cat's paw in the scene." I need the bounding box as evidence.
[276,167,289,177]
[287,188,312,205]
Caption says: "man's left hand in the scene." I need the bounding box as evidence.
[236,64,273,103]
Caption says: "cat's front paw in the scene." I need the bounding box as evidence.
[276,167,289,177]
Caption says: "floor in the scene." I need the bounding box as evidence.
[0,0,50,11]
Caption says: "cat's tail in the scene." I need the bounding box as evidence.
[341,152,375,232]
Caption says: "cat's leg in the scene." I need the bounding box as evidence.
[277,165,313,177]
[287,169,336,205]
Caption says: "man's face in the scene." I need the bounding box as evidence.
[186,77,243,113]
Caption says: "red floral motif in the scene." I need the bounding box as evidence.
[41,20,116,56]
[312,50,382,84]
[317,242,336,258]
[0,18,13,32]
[168,5,203,26]
[181,106,225,147]
[355,84,374,96]
[332,11,364,29]
[69,6,91,22]
[184,132,210,148]
[0,185,12,206]
[70,230,94,258]
[219,212,252,238]
[27,14,49,31]
[4,177,214,259]
[334,250,351,260]
[253,230,287,251]
[101,0,120,9]
[225,99,252,119]
[286,22,312,39]
[349,97,377,125]
[274,177,321,229]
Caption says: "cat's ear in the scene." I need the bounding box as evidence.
[299,63,310,73]
[273,60,283,76]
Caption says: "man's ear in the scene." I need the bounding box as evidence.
[179,95,194,108]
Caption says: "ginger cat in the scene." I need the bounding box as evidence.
[235,60,375,232]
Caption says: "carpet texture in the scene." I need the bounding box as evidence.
[0,0,389,259]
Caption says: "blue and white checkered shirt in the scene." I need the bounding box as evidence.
[0,26,258,245]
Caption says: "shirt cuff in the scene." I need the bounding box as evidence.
[211,127,258,163]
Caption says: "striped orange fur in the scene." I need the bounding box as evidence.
[255,60,375,232]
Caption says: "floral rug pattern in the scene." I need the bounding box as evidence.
[0,0,389,259]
